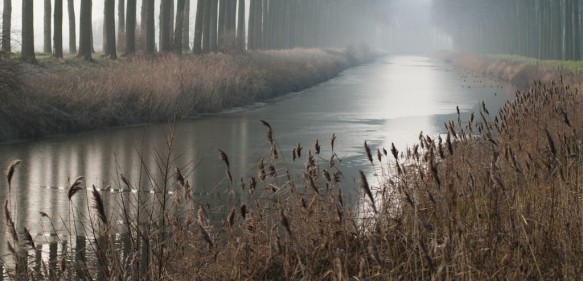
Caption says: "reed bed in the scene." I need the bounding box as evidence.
[0,47,373,140]
[4,80,583,279]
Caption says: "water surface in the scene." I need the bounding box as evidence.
[0,55,515,261]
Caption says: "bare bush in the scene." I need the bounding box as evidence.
[0,58,21,94]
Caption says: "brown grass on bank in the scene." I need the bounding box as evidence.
[5,79,583,280]
[5,54,583,279]
[370,80,583,280]
[444,52,583,90]
[0,47,373,140]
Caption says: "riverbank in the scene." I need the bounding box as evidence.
[6,77,583,280]
[3,53,583,279]
[440,51,583,89]
[0,47,375,141]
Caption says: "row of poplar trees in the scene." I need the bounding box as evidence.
[432,0,582,60]
[1,0,380,63]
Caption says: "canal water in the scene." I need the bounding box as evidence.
[0,55,515,270]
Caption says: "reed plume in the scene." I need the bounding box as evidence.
[330,133,337,152]
[240,204,247,219]
[91,185,108,226]
[296,143,303,158]
[359,171,377,213]
[364,141,373,164]
[260,120,274,145]
[68,176,84,201]
[175,168,185,187]
[5,160,21,190]
[218,149,233,184]
[22,227,35,249]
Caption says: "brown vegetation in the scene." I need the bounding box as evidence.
[0,47,373,140]
[442,51,583,89]
[4,76,583,279]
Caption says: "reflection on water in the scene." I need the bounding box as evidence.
[0,55,515,267]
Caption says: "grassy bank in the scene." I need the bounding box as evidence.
[0,47,374,141]
[441,52,583,89]
[4,78,583,279]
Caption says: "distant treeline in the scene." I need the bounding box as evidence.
[1,0,384,62]
[433,0,582,60]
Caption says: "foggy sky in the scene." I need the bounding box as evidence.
[1,0,449,54]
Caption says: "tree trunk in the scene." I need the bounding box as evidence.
[237,0,245,50]
[182,0,191,51]
[45,0,52,54]
[67,0,76,53]
[248,0,256,49]
[170,0,175,43]
[54,0,63,58]
[118,0,125,52]
[202,0,212,53]
[2,0,11,53]
[145,0,155,54]
[218,0,226,48]
[160,0,172,52]
[210,0,218,51]
[261,0,267,48]
[174,0,186,53]
[90,23,95,53]
[228,0,237,34]
[140,0,147,49]
[126,0,136,54]
[78,0,92,60]
[22,0,35,62]
[104,0,117,59]
[573,0,581,59]
[193,0,205,54]
[256,0,263,49]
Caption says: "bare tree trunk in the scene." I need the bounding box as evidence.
[126,0,136,54]
[78,0,92,60]
[218,0,226,48]
[160,0,172,52]
[118,0,125,52]
[54,0,63,58]
[145,0,155,54]
[248,0,256,49]
[193,0,205,54]
[140,0,146,42]
[67,0,76,53]
[256,0,263,48]
[104,0,117,59]
[174,0,186,53]
[227,0,236,33]
[44,0,52,54]
[90,23,95,53]
[22,0,35,62]
[2,0,12,53]
[182,0,191,51]
[573,0,581,59]
[261,0,267,49]
[169,0,175,43]
[237,0,245,50]
[210,0,218,51]
[2,0,12,54]
[202,0,212,53]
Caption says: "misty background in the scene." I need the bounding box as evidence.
[2,0,452,54]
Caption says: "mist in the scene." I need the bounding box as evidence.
[2,0,453,54]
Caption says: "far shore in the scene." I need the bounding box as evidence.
[437,51,583,90]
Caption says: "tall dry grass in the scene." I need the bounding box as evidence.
[6,79,583,280]
[0,48,373,139]
[5,59,583,279]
